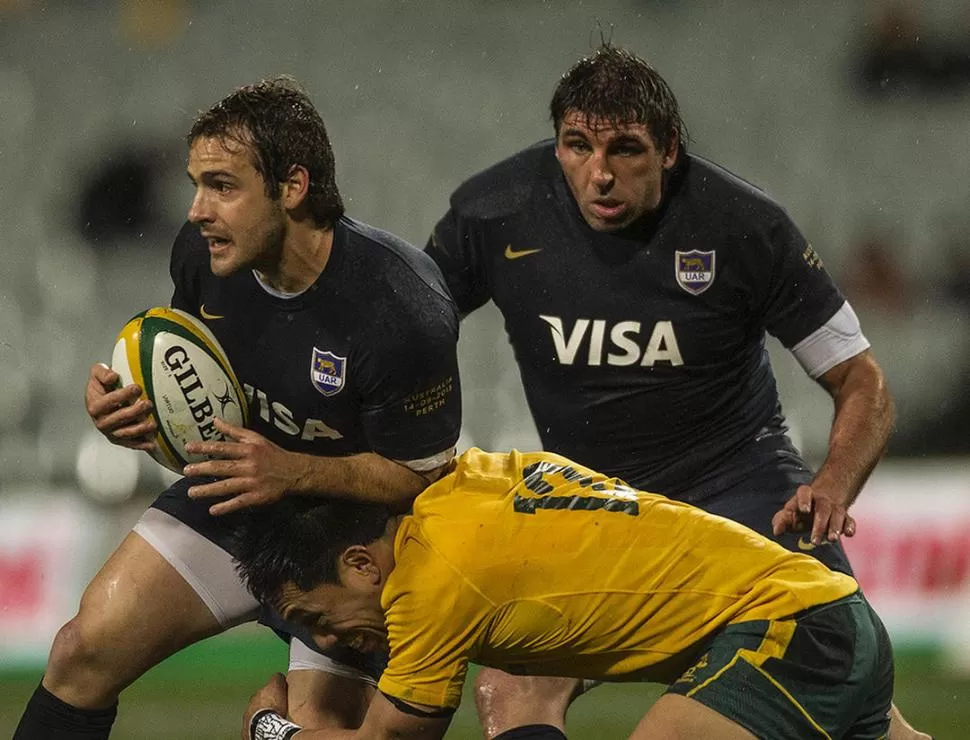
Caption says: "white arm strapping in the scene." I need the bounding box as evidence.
[250,709,301,740]
[790,301,870,380]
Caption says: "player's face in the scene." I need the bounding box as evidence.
[277,579,389,654]
[186,135,285,277]
[555,112,678,232]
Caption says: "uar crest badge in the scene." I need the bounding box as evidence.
[675,250,716,295]
[311,348,346,397]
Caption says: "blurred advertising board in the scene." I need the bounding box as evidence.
[0,492,101,667]
[843,461,970,666]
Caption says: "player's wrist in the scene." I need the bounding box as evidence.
[288,452,320,496]
[249,708,302,740]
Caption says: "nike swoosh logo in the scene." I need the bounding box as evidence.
[504,245,542,260]
[797,536,831,551]
[200,304,225,320]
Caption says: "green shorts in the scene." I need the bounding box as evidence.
[665,592,893,739]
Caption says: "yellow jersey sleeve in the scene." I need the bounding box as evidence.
[377,520,493,710]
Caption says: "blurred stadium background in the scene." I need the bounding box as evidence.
[2,0,970,737]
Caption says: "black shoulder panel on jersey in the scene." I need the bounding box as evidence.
[449,139,555,221]
[682,155,790,225]
[341,217,455,306]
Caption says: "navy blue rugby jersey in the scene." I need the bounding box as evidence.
[425,140,846,497]
[170,216,461,462]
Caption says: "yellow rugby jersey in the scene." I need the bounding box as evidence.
[377,449,859,710]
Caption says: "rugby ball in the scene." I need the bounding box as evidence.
[111,307,248,473]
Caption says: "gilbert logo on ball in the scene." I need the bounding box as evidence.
[111,307,249,473]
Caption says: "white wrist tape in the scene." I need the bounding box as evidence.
[249,709,302,740]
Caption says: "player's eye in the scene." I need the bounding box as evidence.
[214,181,233,193]
[311,613,330,630]
[612,143,643,157]
[566,140,591,153]
[295,614,323,630]
[283,607,322,629]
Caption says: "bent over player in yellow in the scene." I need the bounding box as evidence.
[233,449,894,740]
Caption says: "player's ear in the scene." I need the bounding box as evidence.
[340,545,382,587]
[662,129,679,170]
[280,164,310,209]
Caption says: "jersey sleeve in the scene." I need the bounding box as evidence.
[757,213,848,349]
[424,207,491,316]
[355,286,462,461]
[377,530,487,710]
[169,221,205,314]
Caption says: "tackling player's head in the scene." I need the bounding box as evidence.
[232,497,394,654]
[185,76,344,276]
[550,45,686,232]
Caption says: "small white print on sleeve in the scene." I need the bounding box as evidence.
[397,447,456,473]
[250,709,302,740]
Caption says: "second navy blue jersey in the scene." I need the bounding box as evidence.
[426,141,844,498]
[171,216,461,462]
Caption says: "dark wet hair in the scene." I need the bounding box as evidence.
[550,44,687,154]
[231,497,390,604]
[188,75,344,227]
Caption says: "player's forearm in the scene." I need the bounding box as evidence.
[813,354,895,506]
[293,728,358,739]
[289,451,430,506]
[292,723,437,740]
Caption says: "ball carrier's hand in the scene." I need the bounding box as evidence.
[185,418,310,516]
[85,362,157,452]
[243,673,302,740]
[771,483,857,546]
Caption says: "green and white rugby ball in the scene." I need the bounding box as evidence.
[111,307,248,473]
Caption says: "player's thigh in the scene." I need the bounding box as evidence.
[630,694,757,740]
[43,530,225,702]
[49,478,259,677]
[664,595,891,740]
[844,599,895,740]
[79,529,225,642]
[133,480,262,629]
[285,637,381,728]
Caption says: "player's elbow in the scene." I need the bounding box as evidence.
[863,354,896,428]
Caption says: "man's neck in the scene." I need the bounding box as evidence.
[256,222,334,294]
[377,517,405,574]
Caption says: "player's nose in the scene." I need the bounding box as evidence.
[590,160,614,190]
[313,632,339,651]
[187,191,213,225]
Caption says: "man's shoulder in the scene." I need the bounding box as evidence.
[339,217,454,305]
[449,139,556,221]
[681,153,790,226]
[386,521,464,603]
[340,215,419,258]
